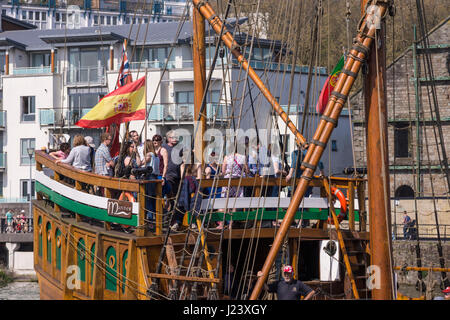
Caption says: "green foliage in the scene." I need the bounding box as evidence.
[0,269,13,288]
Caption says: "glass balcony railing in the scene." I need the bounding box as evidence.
[39,108,92,126]
[67,66,106,85]
[13,66,56,75]
[147,103,230,122]
[0,152,6,169]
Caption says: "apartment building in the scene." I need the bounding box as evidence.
[1,0,189,30]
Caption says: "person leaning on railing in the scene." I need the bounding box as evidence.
[56,134,92,172]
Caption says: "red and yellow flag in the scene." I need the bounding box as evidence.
[315,55,345,114]
[76,76,146,128]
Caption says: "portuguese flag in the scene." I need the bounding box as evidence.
[76,76,146,128]
[315,55,345,114]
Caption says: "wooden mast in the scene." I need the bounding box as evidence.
[193,4,206,167]
[362,0,394,300]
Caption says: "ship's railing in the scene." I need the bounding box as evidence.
[197,176,367,232]
[34,149,366,236]
[34,150,163,237]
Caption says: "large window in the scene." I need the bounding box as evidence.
[69,47,108,83]
[21,96,36,122]
[20,138,35,165]
[132,47,175,67]
[31,52,51,68]
[69,87,107,124]
[394,123,411,158]
[21,179,35,201]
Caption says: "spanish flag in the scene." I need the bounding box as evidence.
[76,76,146,128]
[315,55,345,114]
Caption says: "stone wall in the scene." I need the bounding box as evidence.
[393,240,449,286]
[350,17,450,198]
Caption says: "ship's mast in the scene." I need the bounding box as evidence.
[361,0,394,300]
[193,4,206,166]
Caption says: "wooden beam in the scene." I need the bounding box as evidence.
[148,273,220,284]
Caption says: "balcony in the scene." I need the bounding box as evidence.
[67,66,106,85]
[147,103,230,123]
[13,66,56,75]
[39,108,92,127]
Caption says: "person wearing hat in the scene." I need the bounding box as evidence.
[257,265,315,300]
[443,286,450,300]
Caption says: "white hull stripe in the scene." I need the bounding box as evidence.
[36,171,139,215]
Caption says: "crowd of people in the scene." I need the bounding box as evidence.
[47,131,323,232]
[1,210,30,233]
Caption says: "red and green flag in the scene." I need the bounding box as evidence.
[315,55,345,114]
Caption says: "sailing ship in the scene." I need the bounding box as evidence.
[31,0,448,300]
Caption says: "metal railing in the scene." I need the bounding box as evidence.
[147,103,231,122]
[0,217,33,234]
[67,66,106,85]
[39,107,92,126]
[392,223,449,241]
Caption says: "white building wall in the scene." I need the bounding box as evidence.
[2,74,56,198]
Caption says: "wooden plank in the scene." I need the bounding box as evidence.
[91,232,103,300]
[62,224,75,300]
[147,273,221,284]
[165,238,178,276]
[124,239,138,300]
[198,176,365,189]
[348,181,355,231]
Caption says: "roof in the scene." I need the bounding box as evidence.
[0,17,281,51]
[1,14,38,31]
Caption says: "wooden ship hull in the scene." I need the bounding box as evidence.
[33,151,371,300]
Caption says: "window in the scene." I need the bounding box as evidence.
[42,12,46,21]
[0,52,6,74]
[28,11,33,20]
[100,16,105,25]
[31,52,51,68]
[21,96,36,122]
[113,16,117,25]
[176,91,194,104]
[20,138,35,165]
[394,123,411,158]
[106,16,111,25]
[331,140,338,152]
[56,12,60,22]
[69,87,108,124]
[35,11,40,21]
[22,11,27,20]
